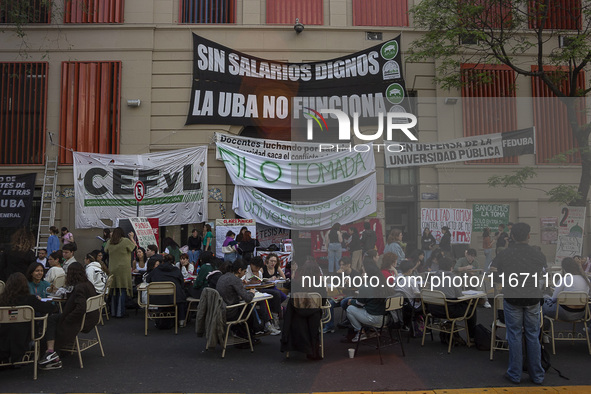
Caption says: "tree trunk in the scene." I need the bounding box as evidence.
[566,100,591,207]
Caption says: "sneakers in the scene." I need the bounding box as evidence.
[483,300,492,309]
[179,320,186,328]
[265,322,281,336]
[39,359,62,370]
[351,332,367,343]
[323,325,335,334]
[38,351,59,365]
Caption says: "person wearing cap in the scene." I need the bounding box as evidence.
[439,226,452,255]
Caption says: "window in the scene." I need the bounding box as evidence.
[352,0,408,27]
[461,64,518,164]
[180,0,236,24]
[0,0,50,23]
[64,0,124,23]
[531,66,585,164]
[0,62,47,165]
[266,0,323,25]
[459,0,513,29]
[59,61,121,165]
[528,0,581,30]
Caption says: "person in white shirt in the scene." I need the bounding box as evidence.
[62,243,77,273]
[176,253,195,280]
[44,251,66,291]
[84,253,109,294]
[36,249,48,268]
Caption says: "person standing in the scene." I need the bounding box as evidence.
[482,227,494,269]
[491,222,546,385]
[203,223,213,252]
[187,229,202,265]
[327,223,343,273]
[421,227,437,262]
[439,226,452,255]
[360,221,377,254]
[47,226,60,255]
[494,224,509,256]
[347,227,363,272]
[104,227,137,318]
[61,227,74,246]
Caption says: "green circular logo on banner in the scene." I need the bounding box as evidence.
[381,40,399,60]
[386,83,405,104]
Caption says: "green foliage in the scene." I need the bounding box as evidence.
[547,185,582,205]
[487,167,537,188]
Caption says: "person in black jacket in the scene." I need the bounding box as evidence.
[187,229,202,265]
[238,230,259,262]
[439,226,452,256]
[0,272,57,364]
[2,228,36,281]
[147,254,187,327]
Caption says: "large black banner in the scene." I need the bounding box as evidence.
[186,34,408,129]
[0,173,36,227]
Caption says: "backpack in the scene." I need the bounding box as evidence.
[523,343,569,380]
[473,323,493,351]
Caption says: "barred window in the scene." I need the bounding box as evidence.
[64,0,124,23]
[352,0,408,27]
[266,0,323,25]
[180,0,236,24]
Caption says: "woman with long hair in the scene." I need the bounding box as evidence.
[133,247,148,273]
[239,230,259,261]
[542,257,591,322]
[45,251,66,291]
[38,262,99,370]
[104,227,136,318]
[162,237,181,263]
[0,272,57,364]
[203,224,213,252]
[26,262,51,298]
[327,223,343,273]
[222,230,238,262]
[2,227,36,280]
[384,228,405,261]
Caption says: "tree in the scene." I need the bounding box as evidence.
[408,0,591,206]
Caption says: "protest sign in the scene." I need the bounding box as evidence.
[256,224,291,249]
[0,173,36,227]
[217,142,375,189]
[555,206,585,265]
[73,147,208,228]
[215,219,256,258]
[540,217,558,245]
[129,217,158,250]
[421,208,473,244]
[187,34,409,129]
[472,204,510,232]
[385,127,535,168]
[233,175,377,230]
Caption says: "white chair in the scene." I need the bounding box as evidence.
[543,291,591,355]
[0,306,48,379]
[354,296,405,364]
[420,289,475,353]
[59,294,105,368]
[53,275,66,288]
[490,294,507,360]
[99,275,114,325]
[144,282,177,336]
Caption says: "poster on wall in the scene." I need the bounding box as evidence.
[421,208,473,244]
[215,219,256,258]
[0,173,36,227]
[555,206,586,265]
[256,224,291,249]
[472,204,510,232]
[73,147,208,229]
[540,217,558,245]
[187,34,409,130]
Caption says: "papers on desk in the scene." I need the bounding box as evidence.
[41,298,53,302]
[462,290,480,295]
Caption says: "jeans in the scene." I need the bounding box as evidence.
[224,252,237,262]
[188,250,201,264]
[111,289,127,317]
[424,249,432,263]
[326,296,353,329]
[503,301,544,384]
[347,306,384,331]
[327,243,342,273]
[484,248,493,270]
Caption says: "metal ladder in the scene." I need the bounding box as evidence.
[36,156,58,251]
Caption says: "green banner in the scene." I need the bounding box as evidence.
[472,204,509,232]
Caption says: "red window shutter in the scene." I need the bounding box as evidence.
[528,0,581,30]
[353,0,408,27]
[266,0,323,25]
[180,0,236,24]
[531,66,585,164]
[59,62,121,165]
[0,62,48,165]
[459,0,512,29]
[64,0,124,23]
[461,64,518,164]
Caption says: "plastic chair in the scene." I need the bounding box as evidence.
[0,306,48,379]
[354,296,405,364]
[99,275,114,325]
[420,289,475,353]
[490,294,507,360]
[144,282,177,336]
[543,291,591,355]
[58,294,105,368]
